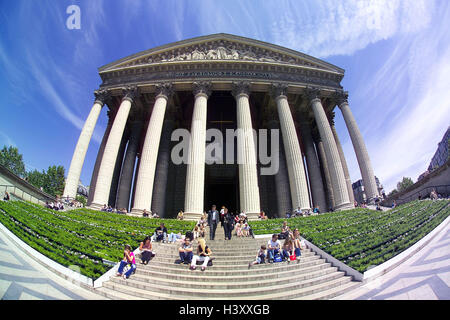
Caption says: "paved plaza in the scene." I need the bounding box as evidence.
[0,228,105,300]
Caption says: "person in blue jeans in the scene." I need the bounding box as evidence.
[267,234,281,263]
[248,245,266,268]
[292,229,302,263]
[178,238,194,264]
[153,223,168,242]
[116,244,136,280]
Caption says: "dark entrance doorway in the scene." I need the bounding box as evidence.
[203,91,239,214]
[204,164,239,214]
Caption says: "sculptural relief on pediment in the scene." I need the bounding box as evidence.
[117,40,319,69]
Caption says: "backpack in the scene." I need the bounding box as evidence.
[274,254,283,263]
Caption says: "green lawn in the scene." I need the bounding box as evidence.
[250,200,450,272]
[0,200,196,280]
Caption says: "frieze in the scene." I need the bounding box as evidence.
[101,69,340,90]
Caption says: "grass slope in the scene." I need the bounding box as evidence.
[0,201,196,280]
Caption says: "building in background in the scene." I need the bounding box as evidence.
[353,176,384,204]
[427,126,450,172]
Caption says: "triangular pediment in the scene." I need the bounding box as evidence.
[99,33,344,75]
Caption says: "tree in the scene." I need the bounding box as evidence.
[43,165,66,197]
[396,177,414,192]
[26,169,46,190]
[76,195,87,207]
[388,189,399,198]
[0,145,26,177]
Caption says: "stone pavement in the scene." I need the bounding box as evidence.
[335,220,450,300]
[0,227,107,300]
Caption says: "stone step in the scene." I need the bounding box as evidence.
[102,281,184,300]
[142,250,313,262]
[94,286,145,300]
[139,254,319,271]
[108,270,347,298]
[298,281,362,300]
[151,241,280,250]
[137,256,324,276]
[120,266,340,290]
[148,247,309,256]
[133,262,335,283]
[103,274,354,300]
[139,252,314,266]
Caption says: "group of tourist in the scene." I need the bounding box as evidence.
[197,204,255,240]
[430,188,440,200]
[285,206,321,218]
[248,227,303,268]
[45,201,65,211]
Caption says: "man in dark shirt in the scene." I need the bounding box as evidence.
[207,205,219,240]
[154,223,168,242]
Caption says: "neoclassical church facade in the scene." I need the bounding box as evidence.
[63,33,379,220]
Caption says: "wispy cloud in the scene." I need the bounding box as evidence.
[341,2,450,192]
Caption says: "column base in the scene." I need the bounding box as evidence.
[183,212,203,221]
[87,203,104,210]
[245,212,261,221]
[333,202,354,211]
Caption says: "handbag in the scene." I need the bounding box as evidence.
[289,254,296,261]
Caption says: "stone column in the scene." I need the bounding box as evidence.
[108,127,129,207]
[298,114,328,212]
[151,119,175,218]
[232,82,261,220]
[87,109,114,206]
[184,82,211,221]
[131,83,173,215]
[336,92,379,203]
[331,123,355,205]
[90,87,137,209]
[315,138,335,210]
[267,120,292,217]
[272,84,311,210]
[307,88,352,210]
[115,119,143,211]
[63,89,109,200]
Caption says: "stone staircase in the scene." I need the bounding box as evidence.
[95,226,360,300]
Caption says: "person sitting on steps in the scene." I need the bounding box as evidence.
[292,228,302,263]
[190,238,213,271]
[267,234,281,263]
[281,235,294,263]
[178,238,193,264]
[153,222,167,242]
[116,244,136,280]
[248,245,266,268]
[278,221,290,240]
[139,236,153,265]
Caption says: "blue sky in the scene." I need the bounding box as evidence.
[0,0,449,193]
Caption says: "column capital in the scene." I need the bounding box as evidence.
[334,90,349,108]
[192,81,212,98]
[270,83,289,100]
[122,86,139,103]
[93,89,111,105]
[304,86,322,103]
[231,81,251,99]
[155,82,174,100]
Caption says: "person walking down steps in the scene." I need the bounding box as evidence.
[207,204,219,240]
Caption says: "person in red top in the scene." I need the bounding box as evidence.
[116,244,136,280]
